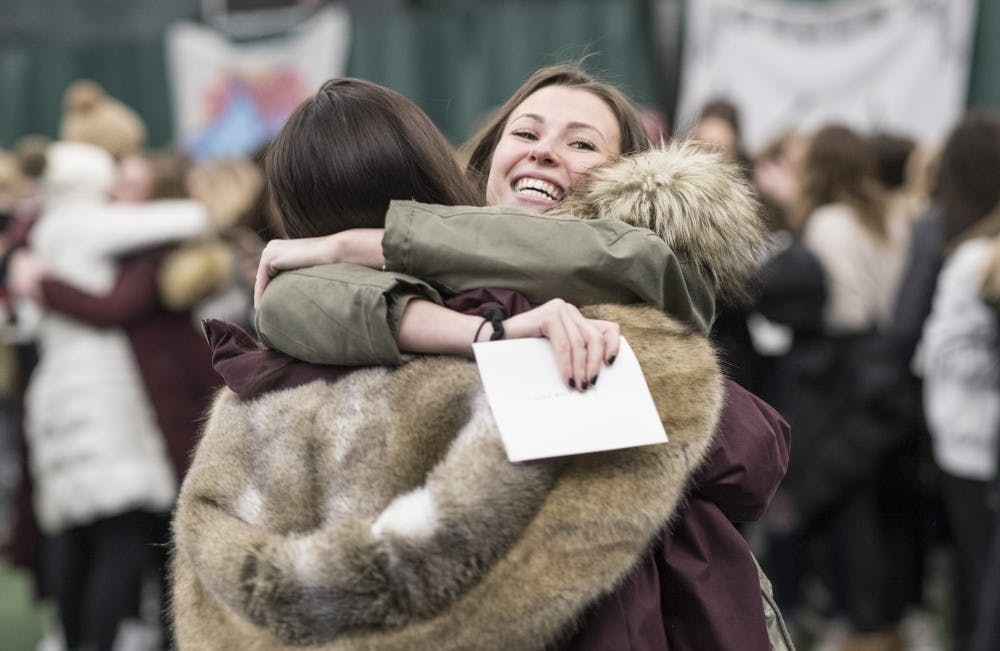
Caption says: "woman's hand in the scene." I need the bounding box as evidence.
[502,299,620,392]
[7,249,46,302]
[253,229,386,309]
[254,236,340,308]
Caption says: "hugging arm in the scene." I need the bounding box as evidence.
[256,201,713,378]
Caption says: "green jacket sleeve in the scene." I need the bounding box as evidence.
[384,200,715,334]
[255,263,441,365]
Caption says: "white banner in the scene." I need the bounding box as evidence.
[676,0,977,152]
[166,7,350,159]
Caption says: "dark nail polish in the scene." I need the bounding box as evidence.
[569,378,576,389]
[590,374,598,386]
[581,380,589,390]
[608,355,616,365]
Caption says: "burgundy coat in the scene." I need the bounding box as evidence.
[206,288,789,650]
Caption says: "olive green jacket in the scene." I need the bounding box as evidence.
[256,200,716,365]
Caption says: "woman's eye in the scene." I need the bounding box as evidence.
[570,140,597,151]
[511,130,538,141]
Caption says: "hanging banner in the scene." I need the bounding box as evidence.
[676,0,977,152]
[166,7,350,159]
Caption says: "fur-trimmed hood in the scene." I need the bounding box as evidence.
[556,141,767,305]
[172,304,723,650]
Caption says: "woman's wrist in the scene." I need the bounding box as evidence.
[336,229,386,269]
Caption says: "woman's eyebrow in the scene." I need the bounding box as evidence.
[510,114,608,143]
[510,112,544,124]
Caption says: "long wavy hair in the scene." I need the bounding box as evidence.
[795,125,887,237]
[935,111,1000,250]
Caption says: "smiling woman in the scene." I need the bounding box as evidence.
[484,85,622,210]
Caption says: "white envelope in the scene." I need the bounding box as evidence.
[472,336,667,462]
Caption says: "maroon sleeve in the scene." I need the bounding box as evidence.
[1,213,40,256]
[660,501,771,651]
[656,381,789,650]
[40,255,160,328]
[695,380,791,522]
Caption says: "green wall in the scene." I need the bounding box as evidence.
[1,0,998,150]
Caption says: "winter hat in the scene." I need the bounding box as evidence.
[42,141,116,202]
[59,80,147,160]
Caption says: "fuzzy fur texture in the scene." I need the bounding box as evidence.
[172,304,723,650]
[556,141,767,305]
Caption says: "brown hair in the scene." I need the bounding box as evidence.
[935,111,1000,249]
[796,124,887,237]
[144,152,191,200]
[264,78,480,239]
[462,64,651,198]
[697,98,742,140]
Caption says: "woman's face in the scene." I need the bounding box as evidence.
[485,85,621,212]
[110,155,153,203]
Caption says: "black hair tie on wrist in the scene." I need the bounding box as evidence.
[474,307,506,343]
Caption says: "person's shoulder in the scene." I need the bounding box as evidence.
[805,203,856,231]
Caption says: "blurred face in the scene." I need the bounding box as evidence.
[485,85,621,211]
[693,116,739,162]
[110,155,153,203]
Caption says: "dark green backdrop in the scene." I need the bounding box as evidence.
[0,0,997,150]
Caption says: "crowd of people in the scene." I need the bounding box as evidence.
[0,62,998,651]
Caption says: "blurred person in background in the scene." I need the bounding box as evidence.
[691,98,750,168]
[1,79,216,651]
[864,130,945,648]
[0,135,50,614]
[970,199,1000,651]
[4,140,211,651]
[691,98,765,395]
[763,124,914,650]
[9,149,227,647]
[915,111,1000,651]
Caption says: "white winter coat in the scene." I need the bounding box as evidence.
[917,236,1000,480]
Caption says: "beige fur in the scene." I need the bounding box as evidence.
[556,141,767,305]
[172,305,722,650]
[158,241,235,310]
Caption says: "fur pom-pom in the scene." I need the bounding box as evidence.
[59,79,147,159]
[158,241,234,310]
[555,141,769,305]
[63,80,105,113]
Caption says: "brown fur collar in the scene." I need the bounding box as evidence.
[171,304,722,650]
[556,141,767,305]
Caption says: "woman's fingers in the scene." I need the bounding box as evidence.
[537,300,619,392]
[557,305,590,391]
[485,298,620,392]
[252,236,335,309]
[597,320,621,365]
[253,240,284,309]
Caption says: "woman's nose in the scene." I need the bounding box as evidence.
[530,139,557,164]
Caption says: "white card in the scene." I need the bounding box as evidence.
[472,336,667,462]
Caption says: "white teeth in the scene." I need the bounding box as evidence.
[514,177,562,201]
